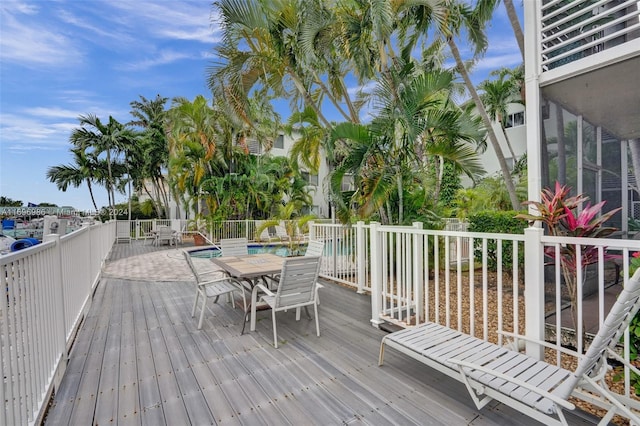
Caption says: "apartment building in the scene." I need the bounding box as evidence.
[524,0,640,234]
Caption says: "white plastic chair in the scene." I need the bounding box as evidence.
[220,237,249,256]
[183,250,245,329]
[305,240,325,304]
[155,225,174,246]
[249,256,322,348]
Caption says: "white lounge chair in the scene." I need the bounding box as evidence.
[183,250,245,329]
[220,237,249,256]
[249,256,322,348]
[379,270,640,426]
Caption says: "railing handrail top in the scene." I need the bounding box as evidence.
[374,225,526,241]
[542,234,640,249]
[0,238,55,264]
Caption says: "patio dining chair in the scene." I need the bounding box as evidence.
[155,225,174,246]
[220,237,249,256]
[305,240,325,304]
[249,256,322,348]
[183,250,246,329]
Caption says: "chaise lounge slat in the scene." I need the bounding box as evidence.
[380,269,640,425]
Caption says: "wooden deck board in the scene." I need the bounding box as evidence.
[45,241,601,425]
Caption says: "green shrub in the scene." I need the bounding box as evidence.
[468,211,528,272]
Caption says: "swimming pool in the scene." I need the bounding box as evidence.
[189,243,307,259]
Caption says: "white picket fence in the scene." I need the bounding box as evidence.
[1,221,115,426]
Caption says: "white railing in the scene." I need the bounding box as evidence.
[369,223,525,344]
[1,221,115,426]
[309,221,369,293]
[367,223,640,415]
[540,0,640,71]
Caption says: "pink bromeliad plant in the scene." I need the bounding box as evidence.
[517,182,621,341]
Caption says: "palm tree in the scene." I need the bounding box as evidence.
[69,114,133,218]
[402,0,520,210]
[475,0,524,59]
[129,94,171,218]
[330,64,485,224]
[167,96,221,163]
[479,66,523,162]
[46,147,101,211]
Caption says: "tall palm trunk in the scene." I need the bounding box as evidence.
[503,0,524,59]
[396,173,404,224]
[434,156,445,202]
[105,149,116,220]
[85,179,98,211]
[447,37,520,210]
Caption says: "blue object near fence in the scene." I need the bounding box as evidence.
[11,237,41,252]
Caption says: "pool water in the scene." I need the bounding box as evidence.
[190,244,306,259]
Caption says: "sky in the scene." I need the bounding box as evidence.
[0,0,524,213]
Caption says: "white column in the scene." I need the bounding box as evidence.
[412,222,424,323]
[369,222,383,327]
[356,221,366,294]
[524,0,543,206]
[524,227,545,359]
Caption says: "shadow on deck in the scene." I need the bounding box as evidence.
[44,241,601,425]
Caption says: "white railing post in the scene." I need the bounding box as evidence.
[309,221,316,240]
[43,233,68,387]
[356,221,366,294]
[413,222,424,323]
[524,226,545,359]
[370,222,383,327]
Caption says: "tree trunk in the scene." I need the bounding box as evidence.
[86,179,98,211]
[503,0,524,59]
[502,124,517,162]
[448,37,520,210]
[434,156,444,201]
[396,173,404,225]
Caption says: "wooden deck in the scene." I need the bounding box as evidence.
[44,241,600,425]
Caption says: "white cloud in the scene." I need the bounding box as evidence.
[117,49,195,71]
[0,113,74,144]
[475,53,523,71]
[0,2,83,67]
[106,1,220,44]
[23,107,82,119]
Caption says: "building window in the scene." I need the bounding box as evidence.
[274,134,284,149]
[505,111,525,128]
[341,174,354,191]
[301,172,318,186]
[246,139,261,155]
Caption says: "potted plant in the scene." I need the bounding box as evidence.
[187,216,209,246]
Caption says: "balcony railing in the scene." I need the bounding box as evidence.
[8,218,640,424]
[541,0,640,71]
[1,222,115,426]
